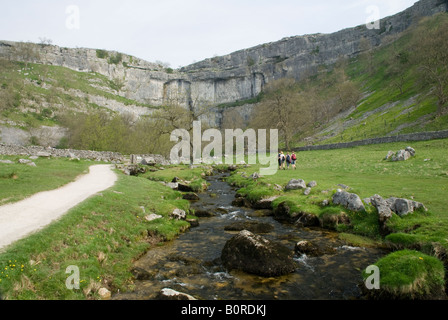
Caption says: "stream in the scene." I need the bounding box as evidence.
[114,172,385,300]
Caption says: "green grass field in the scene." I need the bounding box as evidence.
[225,138,448,298]
[0,138,447,299]
[227,138,448,247]
[0,156,92,205]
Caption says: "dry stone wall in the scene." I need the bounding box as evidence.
[295,130,448,152]
[0,143,123,162]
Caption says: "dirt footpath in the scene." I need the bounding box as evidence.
[0,164,117,251]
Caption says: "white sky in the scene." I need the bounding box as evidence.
[0,0,417,68]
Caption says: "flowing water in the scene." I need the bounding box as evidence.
[114,172,385,300]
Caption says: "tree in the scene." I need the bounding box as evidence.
[412,14,448,115]
[387,49,410,95]
[359,37,375,74]
[152,88,213,163]
[250,78,311,150]
[334,69,361,112]
[0,59,20,111]
[221,107,246,130]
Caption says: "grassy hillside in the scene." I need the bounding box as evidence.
[297,13,448,147]
[0,58,157,145]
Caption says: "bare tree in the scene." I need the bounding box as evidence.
[152,88,213,163]
[333,68,361,111]
[221,107,246,130]
[38,37,53,46]
[250,78,311,150]
[359,37,375,74]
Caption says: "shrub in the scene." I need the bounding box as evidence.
[108,53,123,65]
[96,49,108,59]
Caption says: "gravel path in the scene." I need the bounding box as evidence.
[0,164,117,251]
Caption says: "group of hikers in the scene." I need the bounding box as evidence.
[278,151,297,170]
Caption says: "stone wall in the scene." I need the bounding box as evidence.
[0,143,123,162]
[295,130,448,152]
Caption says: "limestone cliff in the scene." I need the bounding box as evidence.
[1,0,447,110]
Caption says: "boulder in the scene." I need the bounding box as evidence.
[131,267,154,280]
[224,221,274,234]
[388,197,427,217]
[252,196,279,210]
[157,288,196,300]
[145,214,163,222]
[370,194,393,236]
[249,172,260,180]
[187,218,199,228]
[37,151,51,157]
[194,209,214,217]
[141,157,156,166]
[182,193,200,201]
[294,241,337,257]
[273,201,295,222]
[385,151,395,160]
[163,182,178,190]
[285,179,307,191]
[221,230,296,277]
[178,183,194,192]
[332,190,365,212]
[0,160,14,164]
[393,150,411,161]
[295,212,321,228]
[388,147,416,162]
[307,181,318,188]
[98,288,111,300]
[123,165,146,176]
[273,184,283,192]
[303,187,311,196]
[405,146,416,157]
[171,209,186,220]
[232,197,251,208]
[370,195,393,221]
[366,194,427,234]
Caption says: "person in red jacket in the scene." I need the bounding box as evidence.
[291,152,297,170]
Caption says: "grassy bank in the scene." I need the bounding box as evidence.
[0,156,92,205]
[363,250,446,299]
[227,139,448,244]
[0,159,202,300]
[225,138,448,298]
[141,164,211,193]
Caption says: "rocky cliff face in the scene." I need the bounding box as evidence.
[180,0,447,104]
[1,0,447,111]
